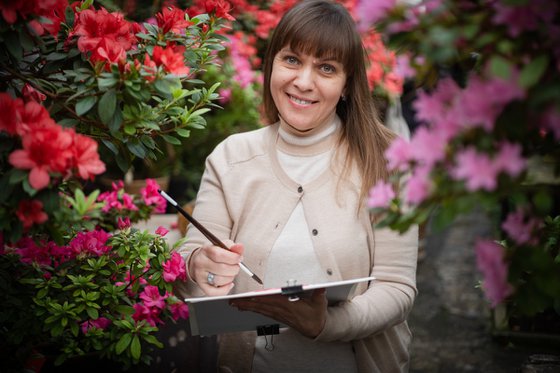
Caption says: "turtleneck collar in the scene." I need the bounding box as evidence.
[277,114,341,156]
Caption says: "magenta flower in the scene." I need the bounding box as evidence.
[367,180,396,209]
[475,239,513,307]
[140,179,166,213]
[162,252,187,282]
[81,317,111,334]
[117,217,131,230]
[139,285,168,309]
[169,302,189,321]
[540,106,560,140]
[68,230,112,257]
[155,226,169,237]
[15,237,51,266]
[492,0,556,37]
[132,302,163,327]
[502,208,542,246]
[452,147,498,191]
[413,77,461,128]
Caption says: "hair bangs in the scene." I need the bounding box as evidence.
[278,9,359,75]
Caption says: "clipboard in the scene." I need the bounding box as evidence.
[184,276,375,336]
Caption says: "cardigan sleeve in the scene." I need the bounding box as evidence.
[316,224,419,342]
[174,142,235,298]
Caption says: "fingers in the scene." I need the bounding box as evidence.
[190,241,243,296]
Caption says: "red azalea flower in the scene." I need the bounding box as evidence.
[93,37,127,66]
[68,230,112,257]
[16,200,48,229]
[0,92,23,135]
[14,237,51,266]
[156,6,192,34]
[8,122,74,190]
[151,45,190,76]
[73,7,137,61]
[22,83,46,103]
[17,100,57,135]
[203,0,235,21]
[71,132,106,180]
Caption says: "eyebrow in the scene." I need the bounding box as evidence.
[279,47,341,64]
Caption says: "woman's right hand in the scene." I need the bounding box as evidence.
[188,240,244,296]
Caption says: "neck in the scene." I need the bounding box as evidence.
[279,112,337,138]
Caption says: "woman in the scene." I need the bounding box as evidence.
[176,1,418,372]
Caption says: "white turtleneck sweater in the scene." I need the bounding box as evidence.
[252,116,358,373]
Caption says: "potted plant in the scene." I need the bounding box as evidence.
[0,0,233,369]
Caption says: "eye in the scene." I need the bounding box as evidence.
[284,55,299,65]
[320,64,336,74]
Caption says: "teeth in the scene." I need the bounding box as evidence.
[289,95,313,105]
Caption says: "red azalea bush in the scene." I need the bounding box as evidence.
[0,0,231,369]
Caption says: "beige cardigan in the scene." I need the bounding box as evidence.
[176,123,419,373]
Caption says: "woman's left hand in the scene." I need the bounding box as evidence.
[230,288,328,338]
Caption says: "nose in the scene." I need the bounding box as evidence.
[293,65,314,91]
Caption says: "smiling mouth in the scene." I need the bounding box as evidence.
[288,94,316,105]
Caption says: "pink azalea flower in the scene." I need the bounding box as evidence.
[475,239,513,307]
[385,136,412,171]
[367,180,395,209]
[493,142,526,178]
[169,302,189,321]
[452,147,498,191]
[15,237,51,266]
[139,285,168,309]
[356,0,397,31]
[413,78,461,127]
[458,75,524,131]
[491,0,556,38]
[404,165,432,205]
[162,251,187,282]
[501,208,542,246]
[155,226,169,237]
[409,126,447,167]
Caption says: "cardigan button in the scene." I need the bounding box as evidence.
[312,229,318,236]
[297,186,303,193]
[326,268,333,275]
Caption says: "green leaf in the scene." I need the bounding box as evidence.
[161,134,181,145]
[4,32,22,61]
[86,307,99,319]
[489,55,512,80]
[175,128,190,138]
[98,90,117,124]
[101,139,119,155]
[130,335,141,360]
[519,55,549,88]
[115,333,132,355]
[126,141,147,158]
[76,96,97,115]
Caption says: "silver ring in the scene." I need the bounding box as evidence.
[207,272,216,286]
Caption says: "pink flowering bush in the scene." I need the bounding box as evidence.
[362,0,560,325]
[0,0,230,369]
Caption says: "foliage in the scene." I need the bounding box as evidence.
[362,0,560,320]
[0,0,230,369]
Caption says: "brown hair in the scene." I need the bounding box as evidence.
[262,0,395,203]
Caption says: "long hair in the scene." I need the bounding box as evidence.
[262,0,395,203]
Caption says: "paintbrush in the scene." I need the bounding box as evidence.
[158,189,263,285]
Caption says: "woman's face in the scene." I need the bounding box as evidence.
[270,47,347,133]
